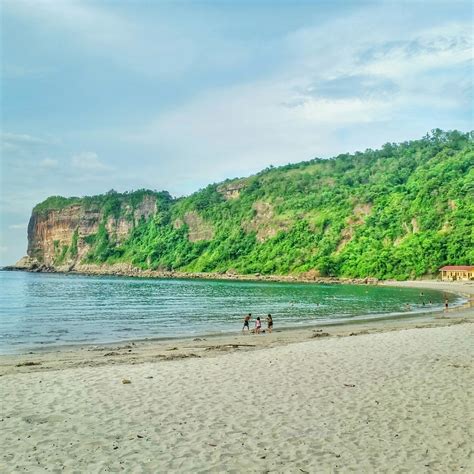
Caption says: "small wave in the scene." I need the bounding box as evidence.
[48,329,69,334]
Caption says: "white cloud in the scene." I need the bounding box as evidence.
[360,26,471,80]
[124,8,471,178]
[39,158,58,169]
[8,223,27,230]
[1,132,60,161]
[71,152,110,171]
[1,132,52,147]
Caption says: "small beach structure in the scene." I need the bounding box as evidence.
[439,265,474,281]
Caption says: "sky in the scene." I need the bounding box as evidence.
[0,0,472,265]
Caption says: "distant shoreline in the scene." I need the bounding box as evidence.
[381,279,474,300]
[1,260,417,286]
[3,262,473,297]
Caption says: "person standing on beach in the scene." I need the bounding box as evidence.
[444,298,449,311]
[255,317,262,334]
[266,314,273,333]
[242,313,251,333]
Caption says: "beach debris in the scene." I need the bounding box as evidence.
[205,344,255,351]
[343,384,356,387]
[145,376,153,379]
[208,443,217,447]
[103,352,121,357]
[349,330,369,336]
[155,353,201,360]
[137,434,144,439]
[122,378,132,384]
[311,332,330,338]
[166,347,178,351]
[193,337,206,341]
[91,344,134,352]
[16,361,41,367]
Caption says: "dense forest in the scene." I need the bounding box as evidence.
[34,130,473,280]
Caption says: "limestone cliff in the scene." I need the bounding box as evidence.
[25,192,158,270]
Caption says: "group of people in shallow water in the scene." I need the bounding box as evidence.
[241,294,451,335]
[409,292,450,311]
[242,313,272,334]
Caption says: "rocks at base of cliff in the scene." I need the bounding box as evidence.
[13,256,36,269]
[3,256,55,273]
[2,257,379,286]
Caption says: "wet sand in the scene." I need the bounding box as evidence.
[1,280,473,472]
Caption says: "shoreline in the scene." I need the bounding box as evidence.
[1,279,472,376]
[4,261,472,290]
[2,263,381,285]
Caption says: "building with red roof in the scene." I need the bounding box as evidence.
[439,266,474,281]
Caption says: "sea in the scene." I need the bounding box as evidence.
[0,270,460,354]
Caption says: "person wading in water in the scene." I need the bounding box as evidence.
[242,313,251,333]
[266,314,273,333]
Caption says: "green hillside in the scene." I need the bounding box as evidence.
[34,130,474,280]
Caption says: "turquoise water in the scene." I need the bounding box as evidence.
[0,271,458,354]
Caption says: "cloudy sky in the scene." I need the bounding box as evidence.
[0,0,472,265]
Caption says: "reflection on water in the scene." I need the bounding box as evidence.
[0,271,457,353]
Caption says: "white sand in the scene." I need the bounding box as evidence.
[382,279,474,299]
[1,322,473,473]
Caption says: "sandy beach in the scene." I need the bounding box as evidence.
[1,280,473,472]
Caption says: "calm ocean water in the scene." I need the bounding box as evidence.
[0,271,458,354]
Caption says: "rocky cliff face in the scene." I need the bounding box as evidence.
[26,194,157,270]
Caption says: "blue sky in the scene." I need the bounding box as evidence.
[1,0,472,265]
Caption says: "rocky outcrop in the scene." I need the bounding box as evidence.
[217,180,246,200]
[5,258,379,286]
[336,203,373,252]
[242,201,291,242]
[12,256,37,270]
[174,211,214,242]
[26,194,157,268]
